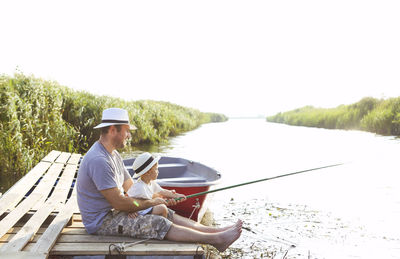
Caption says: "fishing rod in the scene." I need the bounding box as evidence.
[175,163,344,201]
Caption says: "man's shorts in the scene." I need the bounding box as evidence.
[95,209,175,240]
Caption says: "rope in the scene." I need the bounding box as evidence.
[188,198,201,220]
[109,244,121,255]
[109,238,151,255]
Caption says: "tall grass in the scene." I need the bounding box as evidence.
[0,74,77,188]
[267,97,400,136]
[0,73,227,188]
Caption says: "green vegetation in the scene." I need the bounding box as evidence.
[267,97,400,136]
[0,73,227,187]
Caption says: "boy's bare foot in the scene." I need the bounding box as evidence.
[216,219,243,232]
[213,220,242,252]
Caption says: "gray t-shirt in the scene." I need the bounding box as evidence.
[76,141,131,234]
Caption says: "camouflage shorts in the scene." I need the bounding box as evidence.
[95,209,174,240]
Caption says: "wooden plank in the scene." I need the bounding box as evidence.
[72,214,82,221]
[0,198,57,252]
[69,215,82,225]
[56,235,178,244]
[1,210,60,227]
[28,163,64,211]
[30,190,77,254]
[55,152,71,164]
[0,242,204,256]
[2,233,177,244]
[54,164,78,211]
[0,193,44,241]
[32,163,78,211]
[0,233,13,243]
[2,230,204,256]
[45,242,204,256]
[3,226,88,237]
[2,162,77,253]
[67,153,81,165]
[0,162,51,216]
[73,204,80,214]
[0,251,46,259]
[57,227,87,235]
[41,150,61,163]
[0,163,63,240]
[65,221,85,228]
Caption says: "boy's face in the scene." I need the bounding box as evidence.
[147,163,159,180]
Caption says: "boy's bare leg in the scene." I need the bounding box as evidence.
[172,213,242,233]
[152,204,168,218]
[164,223,242,252]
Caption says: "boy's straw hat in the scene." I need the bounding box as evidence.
[94,108,137,130]
[132,152,161,177]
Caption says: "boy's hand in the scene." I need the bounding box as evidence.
[167,194,186,206]
[128,212,138,219]
[166,194,186,206]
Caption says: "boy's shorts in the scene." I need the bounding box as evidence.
[95,209,175,240]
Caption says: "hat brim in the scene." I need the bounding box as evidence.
[94,123,137,130]
[134,155,161,177]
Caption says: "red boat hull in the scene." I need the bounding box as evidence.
[163,185,210,221]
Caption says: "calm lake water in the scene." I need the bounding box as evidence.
[125,118,400,259]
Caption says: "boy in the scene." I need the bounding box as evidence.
[127,152,186,218]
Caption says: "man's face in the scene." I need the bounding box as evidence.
[112,124,132,149]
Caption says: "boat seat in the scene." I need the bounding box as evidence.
[126,163,186,171]
[157,177,206,183]
[158,163,186,168]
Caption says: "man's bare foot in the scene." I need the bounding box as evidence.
[213,221,242,252]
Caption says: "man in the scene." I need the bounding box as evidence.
[76,108,242,252]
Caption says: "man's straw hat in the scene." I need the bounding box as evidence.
[94,108,137,130]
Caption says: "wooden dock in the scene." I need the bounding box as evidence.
[0,151,204,258]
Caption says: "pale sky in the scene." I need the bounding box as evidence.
[1,0,399,117]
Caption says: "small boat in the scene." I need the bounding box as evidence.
[123,156,221,222]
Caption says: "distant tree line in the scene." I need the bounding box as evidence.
[0,73,227,185]
[267,97,400,136]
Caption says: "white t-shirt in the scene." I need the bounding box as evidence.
[127,178,162,199]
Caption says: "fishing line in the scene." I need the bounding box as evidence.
[175,163,344,201]
[242,226,297,247]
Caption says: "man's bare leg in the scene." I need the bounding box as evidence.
[164,223,242,252]
[172,213,242,233]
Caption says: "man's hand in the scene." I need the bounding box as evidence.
[100,187,163,212]
[152,197,168,206]
[175,193,186,200]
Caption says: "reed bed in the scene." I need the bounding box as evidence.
[0,73,227,189]
[267,96,400,136]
